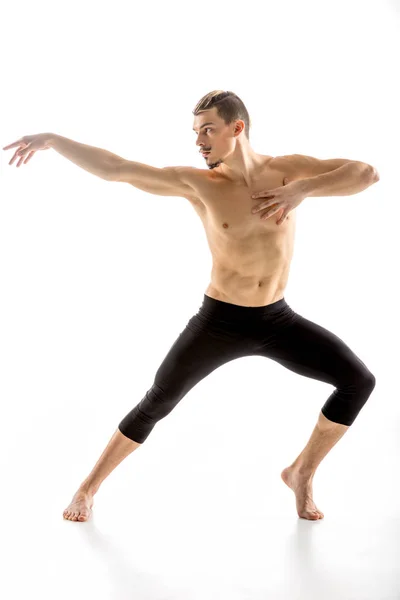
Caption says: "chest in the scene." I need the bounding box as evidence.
[197,173,294,240]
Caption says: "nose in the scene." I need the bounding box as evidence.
[195,132,207,146]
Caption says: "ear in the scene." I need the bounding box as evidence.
[234,120,246,136]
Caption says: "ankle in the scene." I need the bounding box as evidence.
[79,481,100,496]
[291,462,315,479]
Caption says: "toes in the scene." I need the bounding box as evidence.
[300,511,319,520]
[64,502,91,521]
[312,511,324,520]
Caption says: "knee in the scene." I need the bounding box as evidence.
[345,366,376,422]
[348,366,376,409]
[323,366,376,426]
[118,383,183,444]
[358,367,376,395]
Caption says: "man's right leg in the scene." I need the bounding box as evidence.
[63,428,141,521]
[63,305,250,522]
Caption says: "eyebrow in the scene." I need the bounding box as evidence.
[192,122,215,132]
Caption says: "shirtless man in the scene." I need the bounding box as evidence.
[3,90,379,523]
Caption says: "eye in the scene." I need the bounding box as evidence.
[194,127,212,135]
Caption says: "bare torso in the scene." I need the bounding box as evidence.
[184,155,297,307]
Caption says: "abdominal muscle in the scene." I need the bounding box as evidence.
[205,273,288,308]
[190,158,297,308]
[204,222,296,307]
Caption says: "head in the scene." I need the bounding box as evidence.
[192,90,251,170]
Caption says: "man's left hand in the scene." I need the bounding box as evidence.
[251,178,307,225]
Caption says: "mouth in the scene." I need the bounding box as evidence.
[201,151,211,157]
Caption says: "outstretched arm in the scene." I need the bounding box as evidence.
[3,132,197,198]
[51,135,196,196]
[50,134,124,180]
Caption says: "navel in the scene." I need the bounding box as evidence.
[222,222,229,229]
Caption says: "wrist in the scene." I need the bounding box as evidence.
[295,177,314,198]
[48,133,60,148]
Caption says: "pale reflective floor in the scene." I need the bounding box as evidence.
[2,378,399,600]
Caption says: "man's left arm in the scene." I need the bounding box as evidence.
[251,154,380,225]
[286,154,380,197]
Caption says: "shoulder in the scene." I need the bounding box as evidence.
[262,154,297,183]
[270,153,305,171]
[172,165,212,187]
[270,153,363,180]
[178,165,219,189]
[172,165,212,207]
[269,154,319,182]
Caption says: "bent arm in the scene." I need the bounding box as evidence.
[299,162,379,197]
[50,134,123,180]
[276,154,379,197]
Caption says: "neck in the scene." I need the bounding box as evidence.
[219,142,271,187]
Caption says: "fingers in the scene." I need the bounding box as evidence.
[252,191,275,199]
[8,150,20,166]
[260,204,281,221]
[3,137,33,167]
[9,148,22,166]
[8,147,34,167]
[16,150,33,167]
[277,209,290,225]
[253,199,277,214]
[24,151,35,164]
[3,140,25,151]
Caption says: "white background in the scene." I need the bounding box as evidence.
[1,1,399,599]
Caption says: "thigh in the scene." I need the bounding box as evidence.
[154,315,253,396]
[256,311,369,386]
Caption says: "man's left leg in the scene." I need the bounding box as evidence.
[257,307,376,520]
[281,410,349,520]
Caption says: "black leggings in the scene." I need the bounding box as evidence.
[118,295,376,443]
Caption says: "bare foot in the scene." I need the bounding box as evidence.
[63,489,94,522]
[281,466,324,520]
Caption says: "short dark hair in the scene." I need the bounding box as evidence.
[192,90,251,140]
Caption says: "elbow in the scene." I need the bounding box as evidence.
[352,160,379,185]
[371,167,380,182]
[365,163,380,182]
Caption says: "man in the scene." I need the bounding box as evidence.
[3,90,379,523]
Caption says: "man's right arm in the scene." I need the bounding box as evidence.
[50,134,123,181]
[50,134,197,197]
[112,160,197,197]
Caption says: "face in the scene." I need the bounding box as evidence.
[192,107,238,170]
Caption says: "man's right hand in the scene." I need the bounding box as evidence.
[3,133,53,168]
